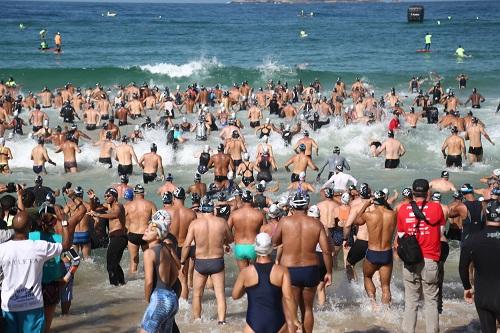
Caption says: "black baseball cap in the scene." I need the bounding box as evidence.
[412,179,429,193]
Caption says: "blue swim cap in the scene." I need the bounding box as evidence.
[124,188,134,201]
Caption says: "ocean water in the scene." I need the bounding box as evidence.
[1,1,499,332]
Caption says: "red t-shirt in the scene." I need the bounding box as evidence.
[397,199,445,261]
[388,118,400,132]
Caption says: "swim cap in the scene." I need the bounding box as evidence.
[216,205,231,219]
[74,186,84,197]
[217,143,224,152]
[303,130,309,137]
[233,188,243,197]
[402,188,413,198]
[105,131,112,139]
[227,171,234,180]
[324,188,334,198]
[35,175,43,184]
[105,188,118,198]
[121,135,128,143]
[277,196,289,209]
[493,169,500,177]
[191,193,201,204]
[373,191,386,205]
[151,143,157,152]
[255,233,273,256]
[166,173,173,181]
[45,192,56,205]
[388,131,394,138]
[232,130,239,139]
[431,192,442,202]
[134,184,145,194]
[150,210,171,240]
[124,188,134,201]
[349,185,357,191]
[242,190,253,203]
[201,197,214,213]
[336,164,343,172]
[290,192,309,210]
[162,192,173,204]
[452,190,463,200]
[491,187,500,196]
[359,183,371,199]
[341,192,351,205]
[173,187,185,200]
[450,126,458,134]
[333,146,340,154]
[120,174,129,183]
[460,183,473,194]
[194,173,201,181]
[217,191,226,202]
[243,152,250,161]
[134,125,140,131]
[472,117,478,124]
[485,201,500,222]
[299,144,306,151]
[268,204,281,219]
[307,205,320,218]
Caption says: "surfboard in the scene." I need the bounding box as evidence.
[416,49,431,53]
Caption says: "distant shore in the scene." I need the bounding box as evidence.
[230,0,382,4]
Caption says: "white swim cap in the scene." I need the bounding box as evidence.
[204,145,210,153]
[265,118,270,124]
[243,152,249,161]
[13,111,19,117]
[43,119,49,126]
[341,192,351,205]
[150,210,171,240]
[494,169,500,177]
[268,204,281,219]
[307,205,320,218]
[255,233,273,256]
[182,116,187,122]
[134,125,140,131]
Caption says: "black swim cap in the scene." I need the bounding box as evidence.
[324,188,334,198]
[359,183,371,199]
[201,197,214,213]
[388,131,394,138]
[373,191,386,205]
[173,187,186,200]
[290,192,309,210]
[162,192,173,204]
[441,171,449,178]
[242,190,253,203]
[486,200,500,222]
[191,193,201,204]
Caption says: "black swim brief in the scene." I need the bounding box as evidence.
[99,157,112,168]
[118,164,133,176]
[32,125,42,133]
[194,257,224,276]
[468,146,483,156]
[143,173,157,184]
[446,155,462,168]
[365,248,393,266]
[86,124,97,131]
[249,121,260,128]
[64,161,77,171]
[118,120,128,126]
[214,175,228,182]
[288,265,321,288]
[127,232,147,246]
[33,165,43,174]
[233,159,242,168]
[384,159,400,169]
[176,245,196,260]
[290,173,300,183]
[347,239,368,266]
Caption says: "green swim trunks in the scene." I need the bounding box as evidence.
[234,243,256,261]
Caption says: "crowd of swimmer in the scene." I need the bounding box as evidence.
[0,75,499,333]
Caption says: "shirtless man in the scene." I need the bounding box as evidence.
[187,174,207,197]
[248,102,263,128]
[284,144,318,183]
[429,170,457,193]
[115,102,129,126]
[282,101,298,120]
[465,117,495,163]
[0,138,13,174]
[115,136,139,176]
[143,94,157,111]
[208,144,234,187]
[48,126,65,147]
[181,198,233,324]
[94,131,116,168]
[157,174,177,196]
[127,94,145,119]
[293,130,319,159]
[317,188,338,260]
[272,192,332,333]
[228,190,264,270]
[38,87,53,108]
[219,119,243,142]
[97,94,111,119]
[88,188,127,286]
[464,88,485,108]
[441,126,467,168]
[170,187,197,299]
[224,131,247,169]
[353,191,396,305]
[138,143,164,184]
[114,175,133,198]
[405,108,422,128]
[0,102,11,123]
[343,183,372,281]
[83,103,101,131]
[376,131,406,169]
[55,134,81,173]
[61,188,90,262]
[28,104,48,132]
[124,185,156,274]
[31,138,56,174]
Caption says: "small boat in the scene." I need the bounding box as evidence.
[106,11,117,17]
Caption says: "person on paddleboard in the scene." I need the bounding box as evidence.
[425,32,432,51]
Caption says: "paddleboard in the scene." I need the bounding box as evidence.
[416,49,432,53]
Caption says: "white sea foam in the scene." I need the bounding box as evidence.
[139,57,221,78]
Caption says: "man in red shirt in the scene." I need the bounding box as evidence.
[397,179,445,333]
[388,112,400,132]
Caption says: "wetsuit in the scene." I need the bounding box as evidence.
[425,107,439,124]
[459,226,500,333]
[245,263,286,333]
[60,104,76,123]
[197,152,210,174]
[430,87,442,104]
[12,117,24,135]
[269,99,280,115]
[410,80,418,93]
[459,77,467,89]
[461,200,484,242]
[256,154,272,182]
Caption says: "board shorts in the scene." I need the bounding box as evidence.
[346,239,368,266]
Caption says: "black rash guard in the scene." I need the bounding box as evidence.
[459,226,500,311]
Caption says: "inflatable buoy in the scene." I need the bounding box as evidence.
[299,30,308,38]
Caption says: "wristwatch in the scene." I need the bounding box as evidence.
[62,220,68,227]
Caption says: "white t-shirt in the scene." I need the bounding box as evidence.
[322,172,357,191]
[0,240,62,312]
